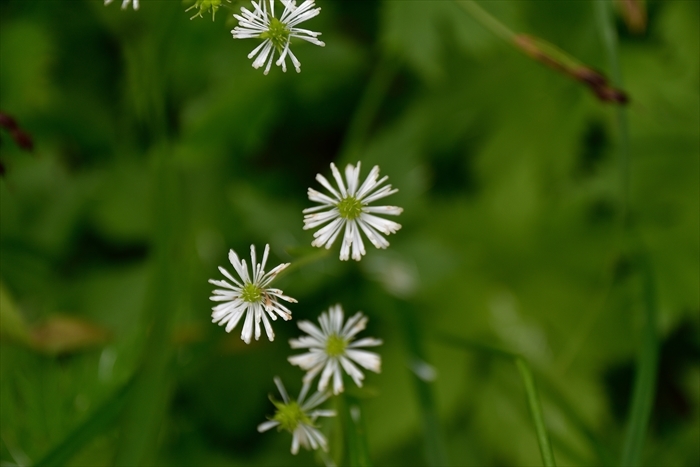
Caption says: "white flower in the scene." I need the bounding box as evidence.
[104,0,139,10]
[303,162,403,261]
[258,376,336,455]
[209,244,296,344]
[232,0,325,75]
[288,304,382,395]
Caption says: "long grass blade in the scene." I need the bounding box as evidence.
[438,334,556,466]
[398,301,449,467]
[339,393,372,467]
[35,378,134,467]
[620,253,660,466]
[515,358,557,467]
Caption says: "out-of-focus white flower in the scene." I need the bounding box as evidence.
[232,0,325,75]
[288,304,382,394]
[209,244,296,344]
[258,376,336,455]
[304,162,403,261]
[104,0,139,10]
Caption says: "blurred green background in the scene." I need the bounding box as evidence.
[1,0,698,466]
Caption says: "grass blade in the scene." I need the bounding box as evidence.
[515,358,557,467]
[113,146,181,466]
[620,253,660,466]
[35,378,134,467]
[398,301,449,467]
[338,393,372,467]
[438,334,556,466]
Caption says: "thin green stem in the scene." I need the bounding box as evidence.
[397,301,449,467]
[594,0,630,225]
[594,3,658,465]
[114,144,180,467]
[114,6,183,465]
[620,252,660,466]
[277,247,330,278]
[338,393,372,467]
[515,358,557,467]
[454,0,516,43]
[437,334,556,467]
[338,55,399,164]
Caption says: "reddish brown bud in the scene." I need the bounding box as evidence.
[0,112,18,131]
[618,0,647,34]
[573,67,629,104]
[11,128,34,152]
[574,67,607,88]
[514,35,629,105]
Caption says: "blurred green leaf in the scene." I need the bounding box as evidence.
[0,282,31,344]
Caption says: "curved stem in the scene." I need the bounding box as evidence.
[454,0,516,43]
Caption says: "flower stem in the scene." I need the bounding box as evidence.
[454,0,628,104]
[397,301,449,467]
[597,3,658,465]
[454,0,515,43]
[620,251,660,466]
[338,392,373,467]
[113,6,184,465]
[277,247,330,278]
[594,0,630,226]
[339,55,399,164]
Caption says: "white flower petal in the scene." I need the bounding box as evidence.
[258,420,280,432]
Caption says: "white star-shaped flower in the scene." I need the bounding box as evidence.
[104,0,139,10]
[258,376,336,455]
[288,305,382,395]
[209,244,296,344]
[304,162,403,261]
[232,0,325,75]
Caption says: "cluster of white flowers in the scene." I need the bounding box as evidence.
[101,0,406,460]
[104,0,403,457]
[255,304,381,454]
[207,161,399,454]
[106,0,325,75]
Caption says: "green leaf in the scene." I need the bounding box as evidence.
[35,378,134,467]
[0,282,31,345]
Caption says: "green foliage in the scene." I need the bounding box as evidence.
[1,1,698,466]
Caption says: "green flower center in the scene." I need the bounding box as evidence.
[336,196,363,220]
[272,400,312,432]
[325,334,348,357]
[260,17,290,52]
[240,283,262,303]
